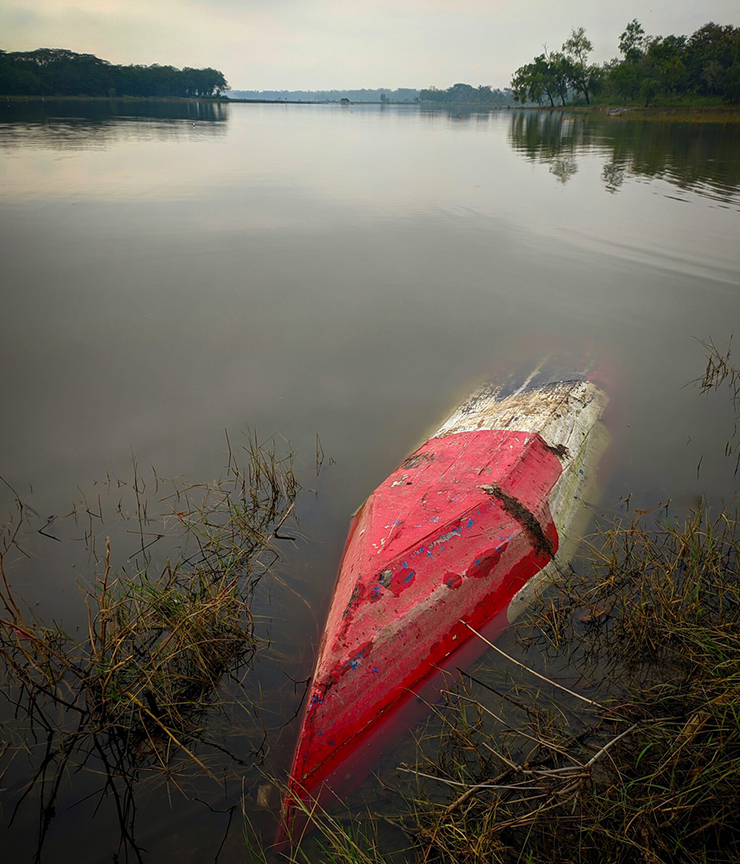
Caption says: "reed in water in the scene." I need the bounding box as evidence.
[0,431,298,860]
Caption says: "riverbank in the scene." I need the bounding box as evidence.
[417,102,740,121]
[7,96,738,120]
[504,103,740,122]
[0,94,343,106]
[0,94,232,103]
[561,103,740,123]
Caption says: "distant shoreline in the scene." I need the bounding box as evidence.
[0,94,382,105]
[0,95,232,103]
[2,95,739,121]
[0,95,419,105]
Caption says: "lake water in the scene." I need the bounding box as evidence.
[1,100,739,861]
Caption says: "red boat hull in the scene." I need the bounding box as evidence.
[286,373,609,815]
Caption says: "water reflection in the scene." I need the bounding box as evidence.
[508,110,740,203]
[0,98,227,150]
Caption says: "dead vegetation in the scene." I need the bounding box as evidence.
[697,335,740,405]
[0,432,298,861]
[695,334,740,475]
[401,505,740,864]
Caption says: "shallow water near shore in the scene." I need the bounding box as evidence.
[1,100,739,861]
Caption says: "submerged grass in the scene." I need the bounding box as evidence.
[0,431,298,860]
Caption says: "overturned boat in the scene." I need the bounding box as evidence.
[287,367,609,812]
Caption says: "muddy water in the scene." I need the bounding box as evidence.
[1,100,739,861]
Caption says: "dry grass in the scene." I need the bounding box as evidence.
[399,505,740,864]
[0,431,298,860]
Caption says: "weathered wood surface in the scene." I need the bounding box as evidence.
[437,376,609,621]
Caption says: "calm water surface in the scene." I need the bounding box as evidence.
[1,100,739,861]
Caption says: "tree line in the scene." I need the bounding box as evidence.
[512,21,740,107]
[419,83,515,104]
[0,48,228,98]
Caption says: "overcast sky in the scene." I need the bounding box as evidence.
[2,0,738,90]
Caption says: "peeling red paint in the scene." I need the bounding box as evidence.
[442,572,463,590]
[389,566,415,595]
[287,428,561,806]
[468,546,506,579]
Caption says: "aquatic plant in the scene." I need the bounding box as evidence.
[0,431,298,861]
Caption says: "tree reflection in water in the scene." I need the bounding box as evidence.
[0,98,228,151]
[508,110,740,203]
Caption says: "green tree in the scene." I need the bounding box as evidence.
[545,49,572,106]
[511,65,532,104]
[619,19,646,61]
[660,55,688,93]
[511,61,547,105]
[686,23,740,95]
[725,63,740,104]
[639,78,660,106]
[608,59,641,100]
[0,48,228,98]
[562,27,596,103]
[531,55,558,107]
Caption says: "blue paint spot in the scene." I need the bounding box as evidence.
[466,518,474,529]
[372,667,379,673]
